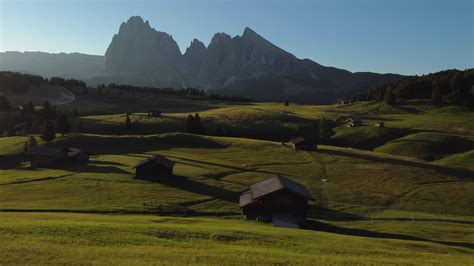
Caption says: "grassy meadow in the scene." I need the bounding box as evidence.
[1,92,473,264]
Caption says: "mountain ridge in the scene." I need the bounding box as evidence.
[0,16,403,103]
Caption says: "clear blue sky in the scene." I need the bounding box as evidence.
[0,0,472,75]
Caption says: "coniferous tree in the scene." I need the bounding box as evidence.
[42,101,55,120]
[384,88,396,105]
[5,121,15,136]
[319,118,333,140]
[56,114,70,136]
[125,115,132,130]
[23,119,32,135]
[194,113,205,134]
[78,121,84,133]
[26,100,35,115]
[431,86,442,103]
[0,95,11,111]
[28,136,38,150]
[186,114,195,133]
[40,120,56,142]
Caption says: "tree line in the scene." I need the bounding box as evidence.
[351,69,474,110]
[0,95,77,143]
[0,72,87,94]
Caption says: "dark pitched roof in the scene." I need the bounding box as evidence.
[290,137,307,145]
[250,175,314,201]
[133,155,175,169]
[25,146,66,157]
[67,148,90,157]
[345,115,362,122]
[239,193,255,207]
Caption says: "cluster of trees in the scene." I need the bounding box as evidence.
[352,69,474,110]
[49,77,86,89]
[207,94,253,102]
[0,72,87,95]
[0,72,46,94]
[0,95,75,142]
[108,84,206,97]
[186,113,206,134]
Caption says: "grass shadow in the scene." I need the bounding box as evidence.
[304,220,474,249]
[318,148,474,180]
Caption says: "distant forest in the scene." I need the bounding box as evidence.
[0,71,252,102]
[0,72,86,94]
[352,69,474,109]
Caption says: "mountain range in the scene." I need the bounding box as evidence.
[0,16,403,103]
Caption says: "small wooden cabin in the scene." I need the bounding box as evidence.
[345,116,362,128]
[25,146,68,168]
[133,155,175,179]
[147,110,162,117]
[239,175,314,228]
[374,121,385,127]
[67,148,90,163]
[289,137,315,151]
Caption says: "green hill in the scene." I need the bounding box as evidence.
[374,132,474,160]
[0,212,472,265]
[436,149,474,170]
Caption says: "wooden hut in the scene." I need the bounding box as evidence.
[374,121,385,127]
[289,137,315,151]
[67,148,90,163]
[25,146,68,168]
[345,115,362,127]
[147,110,162,117]
[239,175,314,228]
[133,155,175,179]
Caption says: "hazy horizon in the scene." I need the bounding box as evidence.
[0,0,473,75]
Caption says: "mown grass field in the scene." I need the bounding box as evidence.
[1,94,473,264]
[0,212,472,265]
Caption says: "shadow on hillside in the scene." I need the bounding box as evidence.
[89,160,126,167]
[308,207,364,221]
[53,163,130,175]
[0,155,22,169]
[304,220,474,249]
[318,148,474,180]
[165,155,280,176]
[145,175,240,203]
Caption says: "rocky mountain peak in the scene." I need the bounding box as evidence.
[209,32,232,47]
[185,39,206,55]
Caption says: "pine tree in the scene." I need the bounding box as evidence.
[431,86,442,103]
[384,88,396,105]
[23,119,32,135]
[5,121,15,136]
[40,120,56,142]
[28,136,38,150]
[0,95,11,111]
[194,113,205,134]
[78,121,84,133]
[319,118,333,140]
[26,100,35,116]
[125,115,132,130]
[56,114,70,136]
[186,114,195,133]
[42,101,55,119]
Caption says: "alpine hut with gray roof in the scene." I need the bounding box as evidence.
[133,155,175,179]
[239,175,314,228]
[289,137,315,151]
